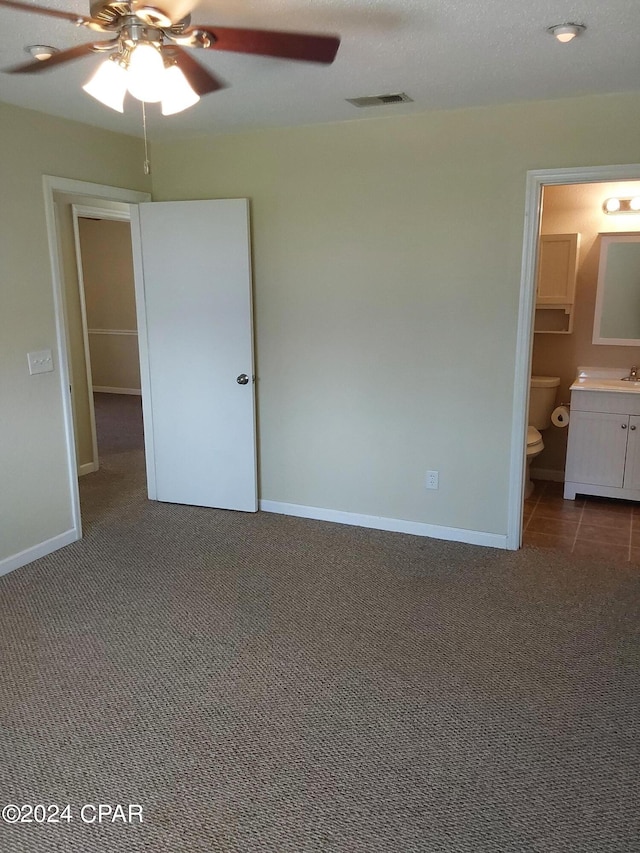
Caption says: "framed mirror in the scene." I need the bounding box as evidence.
[593,233,640,345]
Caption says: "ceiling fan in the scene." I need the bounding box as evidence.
[0,0,341,114]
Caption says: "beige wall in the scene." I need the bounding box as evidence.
[79,217,141,392]
[6,91,640,570]
[150,92,640,537]
[81,219,137,328]
[532,181,640,474]
[0,102,149,565]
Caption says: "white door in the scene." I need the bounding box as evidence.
[131,199,257,511]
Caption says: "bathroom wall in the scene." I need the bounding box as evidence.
[531,181,640,476]
[79,218,141,394]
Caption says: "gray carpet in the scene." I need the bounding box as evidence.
[1,394,639,852]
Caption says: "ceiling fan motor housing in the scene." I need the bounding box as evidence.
[88,1,190,31]
[89,0,129,27]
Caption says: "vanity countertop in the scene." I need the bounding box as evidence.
[570,367,640,394]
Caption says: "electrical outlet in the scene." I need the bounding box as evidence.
[426,470,439,490]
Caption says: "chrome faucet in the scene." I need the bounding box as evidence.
[622,365,639,381]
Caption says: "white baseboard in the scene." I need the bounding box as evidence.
[93,386,141,395]
[259,500,507,549]
[0,528,79,578]
[78,461,98,477]
[530,467,565,482]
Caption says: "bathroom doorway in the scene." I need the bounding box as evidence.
[521,177,640,561]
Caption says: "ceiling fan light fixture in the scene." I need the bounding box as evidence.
[7,1,340,122]
[82,57,127,112]
[126,42,165,102]
[548,23,586,43]
[25,44,59,61]
[161,64,200,115]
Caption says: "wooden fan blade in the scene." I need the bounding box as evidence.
[185,25,340,64]
[0,0,91,24]
[167,46,226,95]
[7,41,98,73]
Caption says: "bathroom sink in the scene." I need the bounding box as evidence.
[570,377,640,393]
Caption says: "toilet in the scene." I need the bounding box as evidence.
[526,375,561,499]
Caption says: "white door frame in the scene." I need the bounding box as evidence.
[71,204,135,475]
[507,163,640,550]
[43,176,150,542]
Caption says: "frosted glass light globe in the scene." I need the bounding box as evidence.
[83,59,128,112]
[161,65,200,115]
[127,44,165,102]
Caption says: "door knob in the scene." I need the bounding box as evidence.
[632,425,637,431]
[622,423,628,429]
[236,374,249,385]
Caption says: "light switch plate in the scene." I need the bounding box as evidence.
[28,349,54,375]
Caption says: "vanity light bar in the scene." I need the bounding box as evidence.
[602,197,640,214]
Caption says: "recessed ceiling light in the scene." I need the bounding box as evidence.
[547,24,586,43]
[25,44,60,61]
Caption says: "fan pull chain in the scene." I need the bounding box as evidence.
[142,101,151,176]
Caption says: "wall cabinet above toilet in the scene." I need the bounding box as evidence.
[534,233,580,335]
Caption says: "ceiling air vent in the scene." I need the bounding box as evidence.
[346,92,413,108]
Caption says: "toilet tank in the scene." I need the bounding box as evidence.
[529,375,560,429]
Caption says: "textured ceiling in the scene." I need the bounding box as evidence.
[0,0,639,141]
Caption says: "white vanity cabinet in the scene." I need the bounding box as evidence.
[564,389,640,500]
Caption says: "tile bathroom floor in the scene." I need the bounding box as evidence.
[523,480,640,563]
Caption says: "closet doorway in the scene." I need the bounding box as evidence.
[71,206,143,476]
[55,198,147,529]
